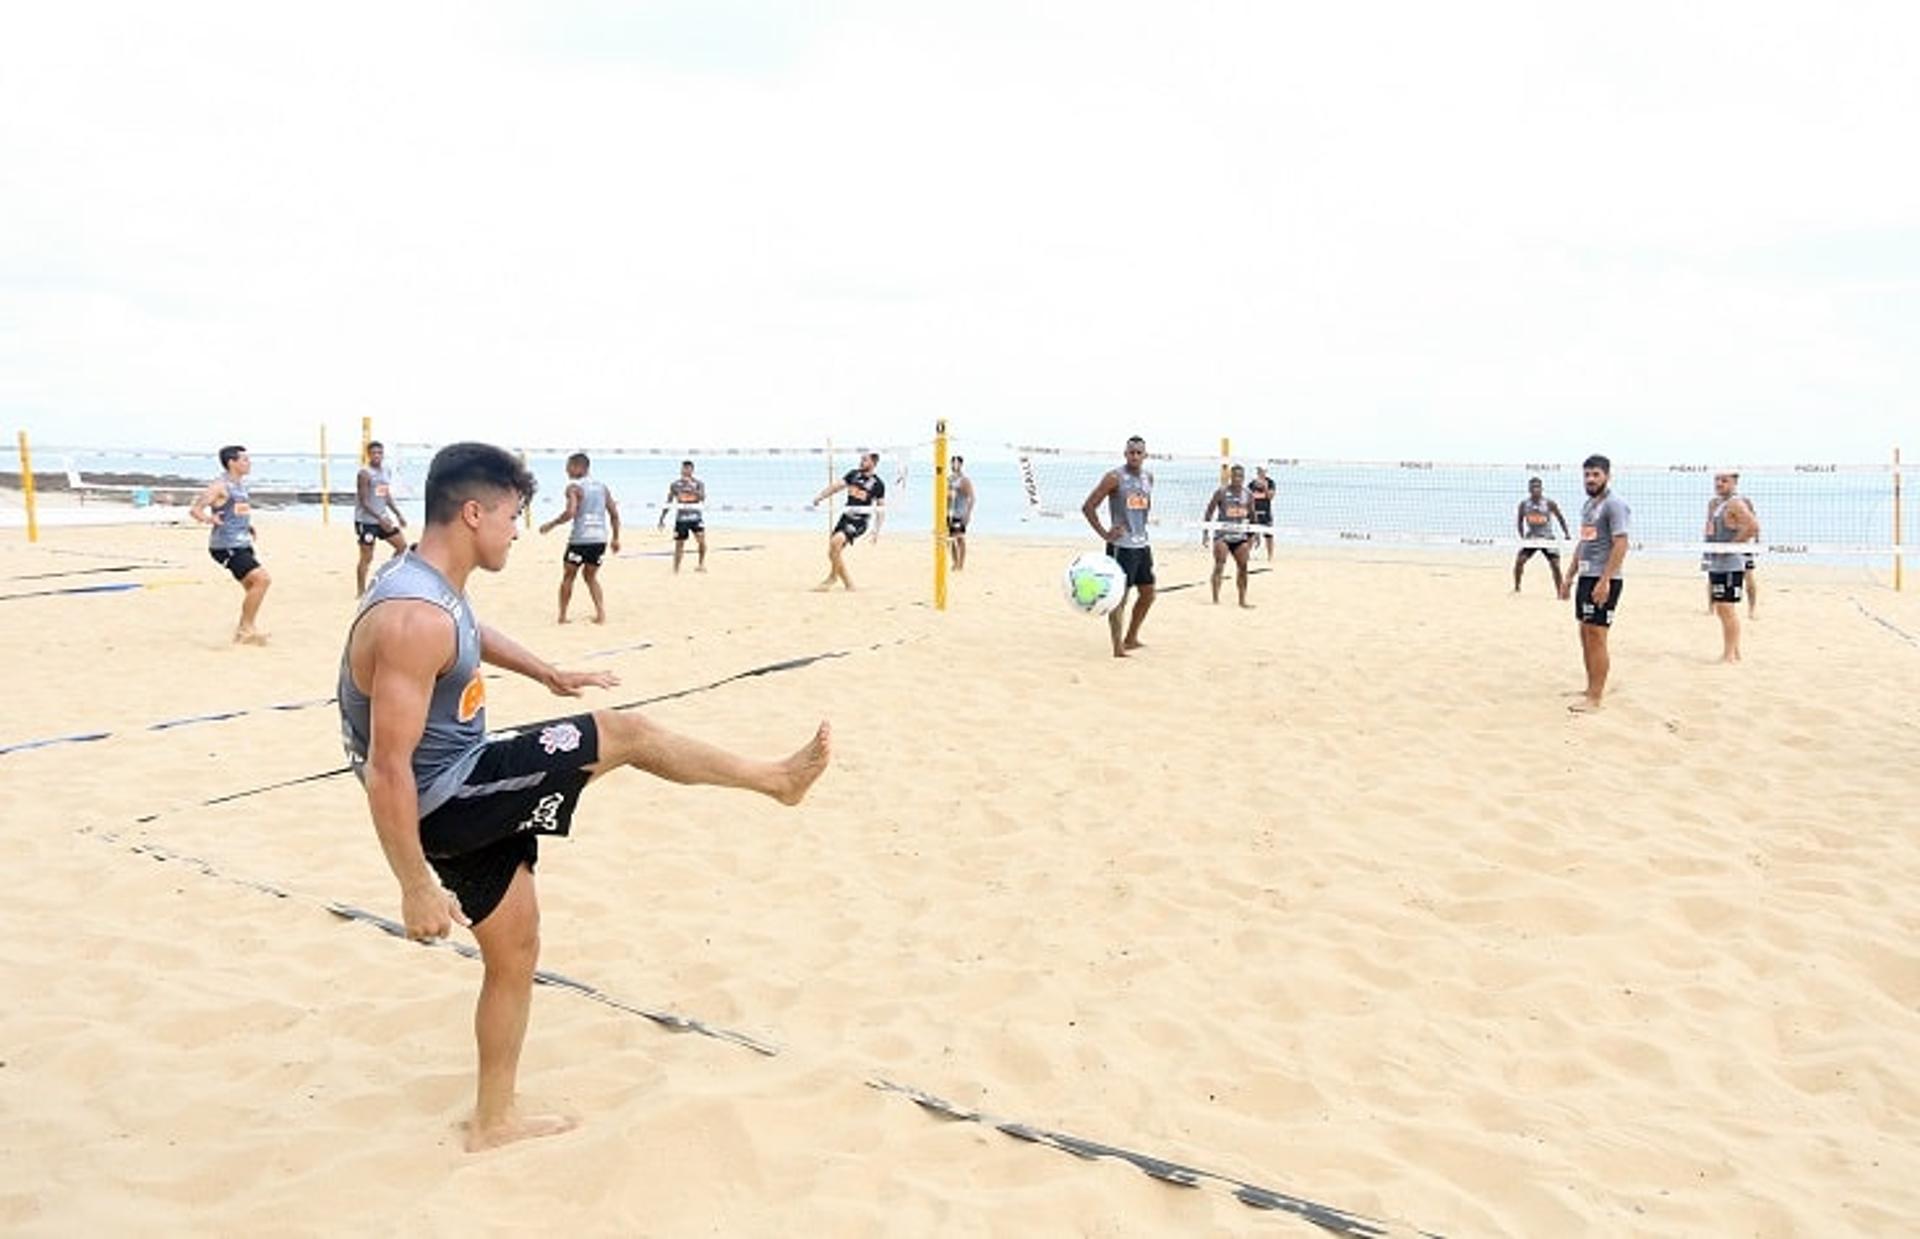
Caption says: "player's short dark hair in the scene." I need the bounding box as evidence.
[567,452,590,470]
[1126,435,1146,448]
[862,451,880,465]
[218,445,246,468]
[1582,454,1611,473]
[1528,475,1542,485]
[425,443,537,525]
[951,455,963,466]
[681,459,693,468]
[368,440,384,452]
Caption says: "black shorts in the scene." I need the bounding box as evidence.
[1743,554,1756,573]
[565,542,606,567]
[1517,545,1561,562]
[356,521,400,547]
[834,514,870,543]
[1252,508,1273,528]
[1709,571,1746,603]
[673,518,705,542]
[1107,543,1155,588]
[419,714,603,924]
[208,546,262,582]
[1574,576,1624,628]
[947,517,968,536]
[1215,534,1250,553]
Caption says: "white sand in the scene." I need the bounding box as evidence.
[2,515,1918,1235]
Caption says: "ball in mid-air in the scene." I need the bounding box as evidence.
[1062,552,1127,617]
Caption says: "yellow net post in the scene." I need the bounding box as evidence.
[16,430,38,544]
[360,416,372,466]
[1219,436,1231,486]
[319,424,331,526]
[1889,443,1904,595]
[933,420,950,612]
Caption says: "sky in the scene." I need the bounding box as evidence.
[2,0,1916,463]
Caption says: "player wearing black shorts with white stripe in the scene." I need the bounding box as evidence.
[1081,435,1156,658]
[189,444,271,644]
[340,442,830,1153]
[537,452,620,624]
[1204,463,1256,608]
[810,451,886,591]
[354,440,409,596]
[1248,466,1276,560]
[657,459,707,574]
[1560,454,1631,713]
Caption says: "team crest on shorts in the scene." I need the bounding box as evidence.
[539,722,583,755]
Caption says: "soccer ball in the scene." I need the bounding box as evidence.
[1062,552,1127,616]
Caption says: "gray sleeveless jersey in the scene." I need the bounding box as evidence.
[1215,484,1253,537]
[947,477,969,519]
[209,477,253,550]
[571,478,611,543]
[1106,468,1152,549]
[1705,498,1745,573]
[337,553,487,817]
[355,464,396,525]
[1521,496,1554,539]
[669,477,704,518]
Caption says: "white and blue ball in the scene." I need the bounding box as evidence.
[1062,552,1128,617]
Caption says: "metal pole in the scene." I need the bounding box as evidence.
[933,421,950,612]
[1895,446,1904,592]
[16,430,38,543]
[320,424,331,526]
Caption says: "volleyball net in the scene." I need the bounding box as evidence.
[1016,443,1918,565]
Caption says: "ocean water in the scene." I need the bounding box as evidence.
[45,445,1920,555]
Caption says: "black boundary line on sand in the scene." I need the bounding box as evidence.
[1850,595,1920,648]
[4,563,152,581]
[75,816,1447,1235]
[1155,565,1274,595]
[2,697,339,760]
[619,543,766,560]
[78,827,777,1056]
[0,581,145,602]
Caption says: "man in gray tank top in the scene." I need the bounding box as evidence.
[946,454,975,570]
[340,442,830,1152]
[1512,476,1571,594]
[1203,462,1257,608]
[188,444,271,644]
[354,440,410,596]
[1702,471,1757,663]
[1560,453,1631,712]
[537,451,620,623]
[1080,435,1156,658]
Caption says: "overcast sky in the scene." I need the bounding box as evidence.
[3,1,1916,462]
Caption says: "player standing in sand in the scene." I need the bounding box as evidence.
[1203,462,1257,607]
[1248,465,1276,560]
[946,455,975,571]
[537,452,620,623]
[354,440,409,596]
[1513,476,1571,594]
[189,444,271,644]
[1081,435,1156,658]
[1560,454,1631,713]
[1702,471,1758,664]
[339,442,831,1152]
[658,459,707,574]
[810,451,886,591]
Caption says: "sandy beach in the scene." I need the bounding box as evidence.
[2,510,1917,1236]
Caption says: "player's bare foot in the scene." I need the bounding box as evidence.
[234,629,269,646]
[770,722,832,805]
[1238,601,1255,609]
[592,614,606,625]
[464,1109,578,1153]
[1567,697,1603,714]
[1122,638,1145,651]
[811,580,833,592]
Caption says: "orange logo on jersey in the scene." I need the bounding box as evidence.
[1225,505,1248,519]
[848,486,869,501]
[457,674,486,723]
[1580,524,1597,540]
[1526,512,1547,525]
[1126,493,1149,510]
[375,484,390,498]
[234,502,252,516]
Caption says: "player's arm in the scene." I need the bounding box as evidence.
[1550,501,1570,538]
[188,479,226,526]
[1081,472,1119,542]
[606,491,621,552]
[357,468,376,516]
[658,485,674,529]
[479,624,618,696]
[361,603,466,938]
[1204,487,1224,543]
[539,483,581,535]
[1729,499,1758,542]
[961,478,974,522]
[812,477,848,506]
[1516,501,1527,539]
